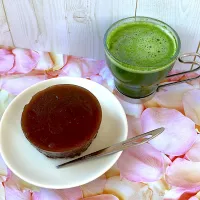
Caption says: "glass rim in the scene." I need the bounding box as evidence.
[103,16,181,73]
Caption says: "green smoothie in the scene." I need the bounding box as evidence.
[106,21,177,72]
[104,17,180,98]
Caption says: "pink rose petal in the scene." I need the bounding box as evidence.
[10,49,40,74]
[81,58,104,77]
[117,143,164,182]
[126,116,142,138]
[141,108,197,156]
[99,67,114,92]
[32,187,82,200]
[0,90,15,119]
[0,49,14,74]
[0,154,7,182]
[185,135,200,162]
[164,186,200,200]
[0,75,46,95]
[35,52,53,70]
[166,158,200,188]
[104,176,152,199]
[147,178,170,200]
[154,83,193,112]
[5,173,32,200]
[49,52,67,70]
[81,175,106,197]
[81,194,119,200]
[183,89,200,126]
[90,75,103,84]
[114,96,144,117]
[105,164,120,178]
[6,170,39,192]
[60,57,82,77]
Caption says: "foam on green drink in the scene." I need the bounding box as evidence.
[106,21,177,72]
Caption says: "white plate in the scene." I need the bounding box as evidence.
[0,77,127,189]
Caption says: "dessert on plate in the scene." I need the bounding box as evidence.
[21,84,102,158]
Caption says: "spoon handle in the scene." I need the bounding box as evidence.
[57,127,164,168]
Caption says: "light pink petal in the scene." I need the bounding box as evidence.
[0,49,14,74]
[183,89,200,126]
[82,194,119,200]
[141,108,197,156]
[126,116,142,138]
[80,58,105,77]
[49,52,68,70]
[81,194,119,200]
[59,57,82,77]
[0,75,46,95]
[117,143,164,182]
[81,175,106,197]
[147,178,170,200]
[99,67,114,92]
[114,96,144,117]
[164,186,200,200]
[35,52,53,70]
[0,155,7,182]
[32,187,82,200]
[105,163,120,178]
[166,158,200,188]
[6,170,39,192]
[90,75,103,84]
[0,90,15,119]
[154,83,194,112]
[0,183,5,200]
[185,135,200,162]
[5,181,31,200]
[10,49,40,74]
[104,176,152,199]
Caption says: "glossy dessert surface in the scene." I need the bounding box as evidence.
[21,84,102,158]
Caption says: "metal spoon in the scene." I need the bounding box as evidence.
[57,127,164,168]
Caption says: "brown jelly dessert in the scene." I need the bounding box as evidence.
[21,84,102,158]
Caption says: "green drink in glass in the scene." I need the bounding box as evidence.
[104,16,181,99]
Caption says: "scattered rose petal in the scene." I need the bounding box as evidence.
[117,143,164,182]
[0,90,15,119]
[99,67,114,92]
[90,75,103,84]
[0,75,46,95]
[147,178,170,200]
[166,158,200,188]
[81,194,119,200]
[0,183,5,200]
[35,52,53,70]
[49,52,67,70]
[60,58,82,77]
[10,49,39,74]
[183,89,200,125]
[164,186,200,200]
[81,58,104,77]
[6,170,39,192]
[126,116,142,138]
[5,183,31,200]
[0,155,7,182]
[81,175,106,197]
[0,49,14,74]
[185,135,200,162]
[153,83,193,112]
[141,108,197,156]
[32,187,82,200]
[105,164,120,178]
[114,96,144,117]
[104,176,152,200]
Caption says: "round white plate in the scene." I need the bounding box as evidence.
[0,77,127,189]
